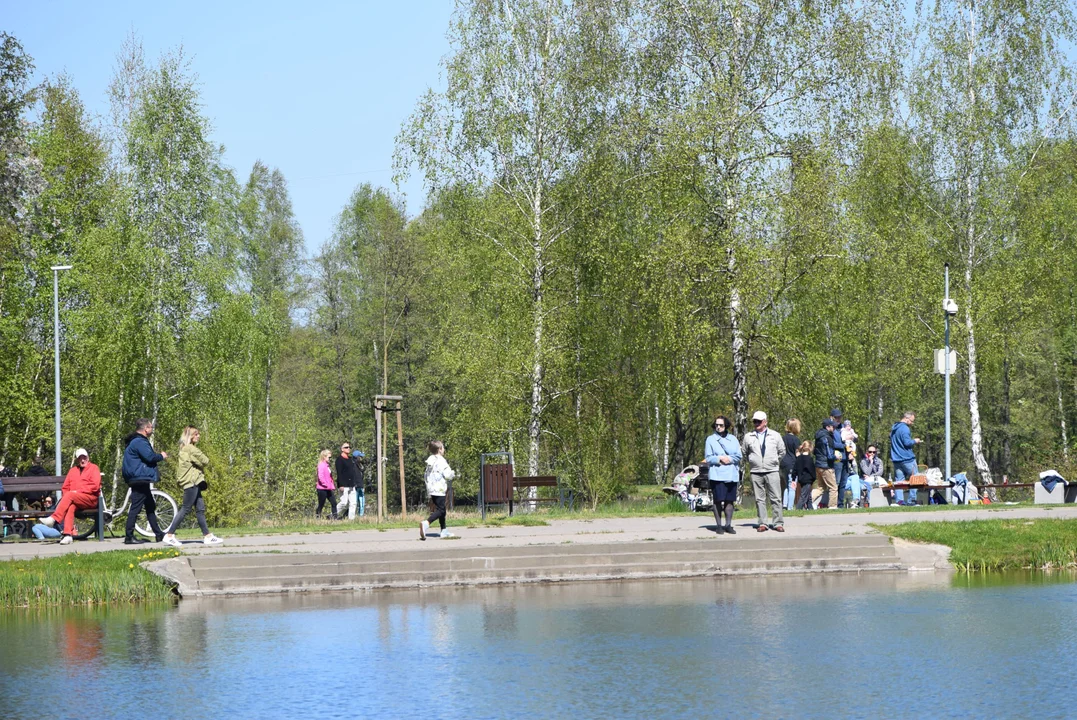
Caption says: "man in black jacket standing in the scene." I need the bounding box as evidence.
[335,442,360,520]
[121,418,168,544]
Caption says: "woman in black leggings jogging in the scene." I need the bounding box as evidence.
[420,440,455,540]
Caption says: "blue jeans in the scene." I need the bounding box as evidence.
[783,472,796,510]
[835,461,849,507]
[894,459,919,504]
[33,523,62,540]
[357,490,365,517]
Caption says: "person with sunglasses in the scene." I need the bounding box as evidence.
[704,416,742,534]
[859,445,884,506]
[335,442,361,520]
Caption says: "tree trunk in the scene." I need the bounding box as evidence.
[1056,360,1069,462]
[528,191,545,482]
[728,247,748,441]
[111,386,125,508]
[246,344,254,474]
[264,352,272,485]
[1001,355,1012,478]
[964,255,993,484]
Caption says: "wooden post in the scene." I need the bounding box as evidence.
[396,399,406,516]
[375,400,384,522]
[373,395,404,522]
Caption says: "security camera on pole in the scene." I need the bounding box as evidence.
[936,264,959,502]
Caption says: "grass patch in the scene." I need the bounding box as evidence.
[875,519,1077,572]
[0,550,179,608]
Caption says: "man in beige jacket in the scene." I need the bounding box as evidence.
[741,411,787,531]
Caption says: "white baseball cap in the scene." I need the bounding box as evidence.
[751,411,767,422]
[75,448,89,459]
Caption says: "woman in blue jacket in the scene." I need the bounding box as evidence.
[705,416,742,534]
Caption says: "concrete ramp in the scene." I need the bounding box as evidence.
[147,534,917,598]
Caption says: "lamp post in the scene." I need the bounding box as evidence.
[942,264,960,502]
[51,265,72,476]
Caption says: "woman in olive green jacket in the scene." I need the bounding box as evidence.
[162,426,223,546]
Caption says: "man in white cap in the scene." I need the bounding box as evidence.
[39,448,101,545]
[741,411,787,532]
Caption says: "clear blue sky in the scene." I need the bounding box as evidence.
[5,0,453,255]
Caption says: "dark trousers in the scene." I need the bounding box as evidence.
[167,486,208,535]
[427,495,446,530]
[316,489,337,517]
[797,482,814,510]
[126,483,163,539]
[835,461,849,508]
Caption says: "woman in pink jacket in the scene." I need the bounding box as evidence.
[315,449,338,519]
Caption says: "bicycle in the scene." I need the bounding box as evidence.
[70,484,178,541]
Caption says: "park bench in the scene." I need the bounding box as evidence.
[478,457,573,519]
[0,476,105,541]
[511,475,572,514]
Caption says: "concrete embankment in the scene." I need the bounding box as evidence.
[147,533,942,598]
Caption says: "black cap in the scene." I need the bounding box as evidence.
[831,407,842,417]
[823,418,835,428]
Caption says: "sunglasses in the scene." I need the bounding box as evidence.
[752,419,764,424]
[714,424,725,429]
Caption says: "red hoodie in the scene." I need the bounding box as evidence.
[62,462,101,496]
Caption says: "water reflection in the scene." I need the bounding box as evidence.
[1,573,1076,719]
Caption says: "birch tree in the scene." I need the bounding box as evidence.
[909,0,1077,483]
[398,0,620,476]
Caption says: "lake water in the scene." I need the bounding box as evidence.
[2,573,1076,719]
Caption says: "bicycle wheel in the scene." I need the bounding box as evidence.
[136,490,177,539]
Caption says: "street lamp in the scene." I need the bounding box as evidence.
[51,265,72,477]
[943,264,958,503]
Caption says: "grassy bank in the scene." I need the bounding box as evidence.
[877,519,1077,571]
[0,549,179,608]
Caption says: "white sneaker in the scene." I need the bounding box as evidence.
[162,534,182,547]
[420,520,429,541]
[59,535,72,545]
[40,516,56,528]
[202,534,223,546]
[441,530,456,539]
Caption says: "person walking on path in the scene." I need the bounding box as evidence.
[162,426,222,547]
[890,412,922,505]
[39,448,100,545]
[814,419,841,509]
[121,418,167,545]
[315,449,338,519]
[704,416,742,535]
[781,419,802,511]
[742,411,786,532]
[794,441,816,509]
[421,440,456,540]
[335,442,360,520]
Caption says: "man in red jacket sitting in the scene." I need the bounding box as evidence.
[39,448,100,545]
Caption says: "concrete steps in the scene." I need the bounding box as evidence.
[151,534,906,598]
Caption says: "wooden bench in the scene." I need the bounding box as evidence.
[511,475,572,514]
[0,476,105,541]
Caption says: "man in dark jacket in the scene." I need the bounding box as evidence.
[121,418,168,544]
[814,419,840,509]
[829,408,849,507]
[335,442,360,520]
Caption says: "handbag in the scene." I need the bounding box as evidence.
[198,479,209,491]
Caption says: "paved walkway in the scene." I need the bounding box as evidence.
[4,505,1076,561]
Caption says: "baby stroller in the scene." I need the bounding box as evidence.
[663,465,714,512]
